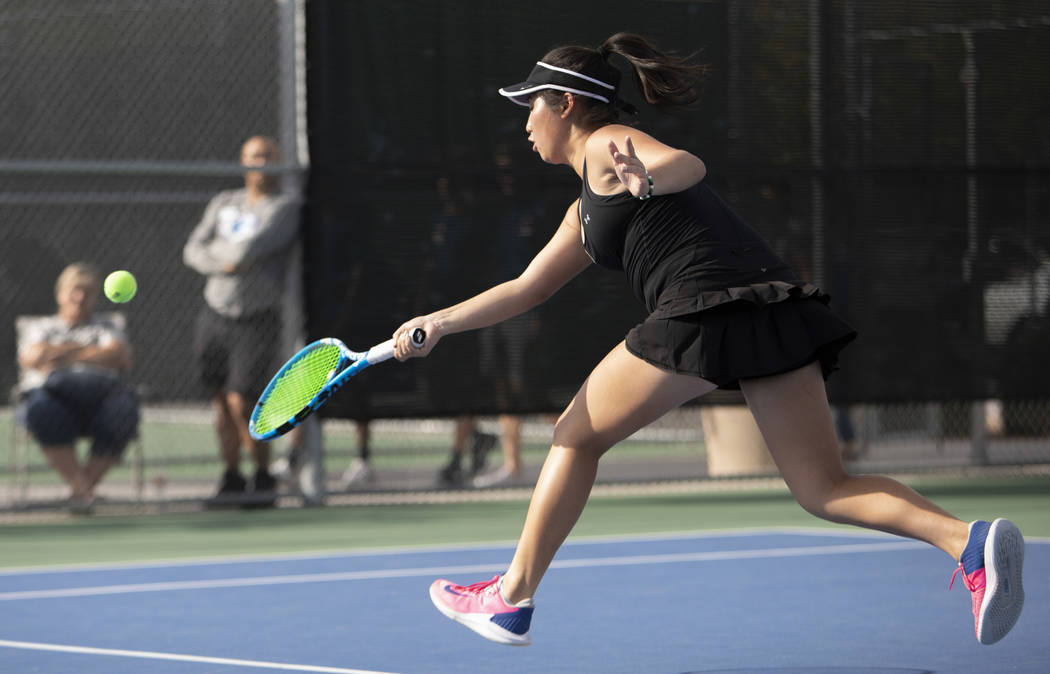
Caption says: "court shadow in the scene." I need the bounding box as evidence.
[682,668,935,674]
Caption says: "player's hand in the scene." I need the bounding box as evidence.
[608,136,650,198]
[393,318,438,360]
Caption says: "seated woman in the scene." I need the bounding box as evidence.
[16,262,139,508]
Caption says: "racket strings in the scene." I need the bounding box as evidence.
[252,343,344,436]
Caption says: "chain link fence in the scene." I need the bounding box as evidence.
[1,0,306,507]
[2,1,1048,511]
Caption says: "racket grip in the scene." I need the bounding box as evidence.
[410,328,426,348]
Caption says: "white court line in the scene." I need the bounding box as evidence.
[0,540,925,601]
[0,639,399,674]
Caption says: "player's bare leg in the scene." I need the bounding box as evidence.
[739,361,968,559]
[499,343,717,603]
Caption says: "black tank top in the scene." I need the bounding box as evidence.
[579,161,803,318]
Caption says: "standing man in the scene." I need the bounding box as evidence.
[184,136,300,506]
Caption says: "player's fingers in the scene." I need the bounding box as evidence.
[393,324,416,360]
[392,324,408,348]
[607,139,621,161]
[394,337,415,361]
[624,135,637,158]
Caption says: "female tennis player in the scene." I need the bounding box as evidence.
[392,33,1025,647]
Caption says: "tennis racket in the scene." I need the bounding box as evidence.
[249,328,425,441]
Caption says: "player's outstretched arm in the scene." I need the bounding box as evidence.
[394,200,591,359]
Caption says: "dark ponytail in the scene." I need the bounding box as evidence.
[537,33,705,129]
[599,32,705,108]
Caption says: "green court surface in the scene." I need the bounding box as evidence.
[1,475,1048,569]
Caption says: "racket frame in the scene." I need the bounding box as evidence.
[248,330,422,441]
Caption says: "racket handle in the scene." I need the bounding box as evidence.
[410,328,426,348]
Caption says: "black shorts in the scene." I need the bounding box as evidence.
[195,306,281,399]
[625,296,857,390]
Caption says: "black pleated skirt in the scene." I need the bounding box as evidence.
[625,293,857,390]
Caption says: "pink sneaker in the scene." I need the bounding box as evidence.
[429,575,534,646]
[950,518,1025,644]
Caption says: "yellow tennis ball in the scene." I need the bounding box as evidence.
[104,270,137,303]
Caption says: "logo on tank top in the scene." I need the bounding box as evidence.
[580,212,597,263]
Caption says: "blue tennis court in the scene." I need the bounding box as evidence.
[1,529,1046,673]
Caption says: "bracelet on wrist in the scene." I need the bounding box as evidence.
[638,171,654,200]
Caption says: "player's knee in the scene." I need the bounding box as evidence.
[794,492,832,519]
[551,415,609,458]
[789,475,847,521]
